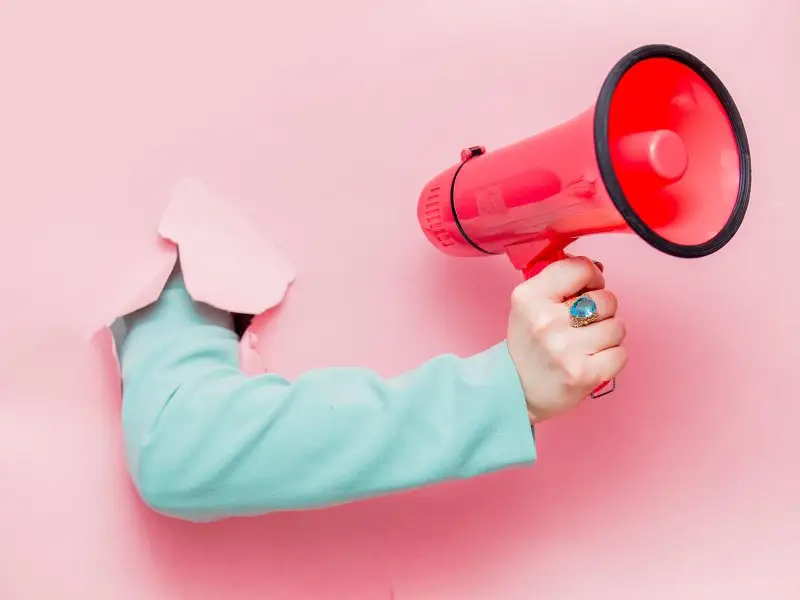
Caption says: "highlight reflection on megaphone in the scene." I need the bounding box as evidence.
[417,44,751,280]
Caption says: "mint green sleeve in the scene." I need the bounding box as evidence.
[117,267,536,522]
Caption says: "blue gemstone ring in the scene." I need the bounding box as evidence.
[567,294,600,328]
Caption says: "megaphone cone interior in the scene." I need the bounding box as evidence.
[417,44,751,274]
[600,47,749,254]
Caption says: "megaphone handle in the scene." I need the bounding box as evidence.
[521,251,616,401]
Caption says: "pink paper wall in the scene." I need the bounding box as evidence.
[1,1,798,598]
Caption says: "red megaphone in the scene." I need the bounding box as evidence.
[417,44,751,280]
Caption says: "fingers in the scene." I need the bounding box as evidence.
[512,260,616,333]
[524,256,605,301]
[572,318,626,355]
[539,314,625,361]
[586,346,628,385]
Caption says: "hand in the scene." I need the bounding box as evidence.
[506,256,628,425]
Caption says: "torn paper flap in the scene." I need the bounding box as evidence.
[99,236,179,331]
[94,179,296,376]
[159,179,296,316]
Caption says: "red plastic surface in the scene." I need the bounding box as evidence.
[417,54,741,275]
[608,58,740,246]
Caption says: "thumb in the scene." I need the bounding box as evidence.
[565,253,604,272]
[524,256,605,301]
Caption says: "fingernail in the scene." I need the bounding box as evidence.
[593,261,604,272]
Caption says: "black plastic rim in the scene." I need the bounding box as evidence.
[593,44,751,258]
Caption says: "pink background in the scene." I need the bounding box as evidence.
[1,1,798,598]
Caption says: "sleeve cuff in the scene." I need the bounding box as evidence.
[458,341,537,476]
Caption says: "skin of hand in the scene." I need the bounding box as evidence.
[507,256,627,425]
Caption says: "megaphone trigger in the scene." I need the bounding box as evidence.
[591,379,616,399]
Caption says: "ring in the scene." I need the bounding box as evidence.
[566,294,599,328]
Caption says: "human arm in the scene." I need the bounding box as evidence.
[117,266,537,522]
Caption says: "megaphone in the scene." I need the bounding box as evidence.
[417,44,751,280]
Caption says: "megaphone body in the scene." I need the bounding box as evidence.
[418,45,751,279]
